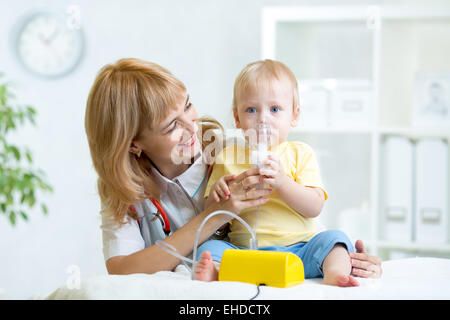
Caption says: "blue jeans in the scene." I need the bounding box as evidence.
[197,229,354,279]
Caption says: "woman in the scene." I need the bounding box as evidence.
[84,58,382,278]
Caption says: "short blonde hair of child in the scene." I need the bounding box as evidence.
[232,59,299,113]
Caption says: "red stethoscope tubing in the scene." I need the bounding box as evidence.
[149,198,171,235]
[130,197,171,235]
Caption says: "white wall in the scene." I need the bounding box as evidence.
[0,0,438,299]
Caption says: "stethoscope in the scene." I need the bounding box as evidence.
[148,197,171,235]
[131,168,208,237]
[131,196,171,236]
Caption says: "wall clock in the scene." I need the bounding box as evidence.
[14,10,84,78]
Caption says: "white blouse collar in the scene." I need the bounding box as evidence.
[149,152,208,197]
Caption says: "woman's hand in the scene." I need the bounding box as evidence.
[350,240,382,278]
[208,168,272,215]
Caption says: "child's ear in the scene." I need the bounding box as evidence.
[233,109,241,128]
[291,106,301,127]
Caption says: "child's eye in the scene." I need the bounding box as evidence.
[246,107,257,114]
[185,102,192,111]
[271,106,280,113]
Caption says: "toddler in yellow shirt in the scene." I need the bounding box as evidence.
[196,59,358,287]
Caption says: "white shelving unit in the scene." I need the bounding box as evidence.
[262,4,450,260]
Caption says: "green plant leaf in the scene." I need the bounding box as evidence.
[8,211,16,226]
[41,203,48,215]
[10,145,20,161]
[19,210,28,221]
[25,149,33,163]
[0,85,6,105]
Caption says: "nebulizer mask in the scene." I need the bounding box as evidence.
[156,123,304,288]
[250,122,271,171]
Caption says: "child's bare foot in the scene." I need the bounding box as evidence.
[323,272,360,287]
[194,251,219,281]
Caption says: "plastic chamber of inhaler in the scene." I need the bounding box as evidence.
[250,123,271,170]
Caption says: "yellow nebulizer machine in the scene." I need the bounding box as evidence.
[155,123,305,288]
[219,248,304,288]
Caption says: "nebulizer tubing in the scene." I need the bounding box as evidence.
[156,210,257,280]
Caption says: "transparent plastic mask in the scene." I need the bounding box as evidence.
[250,123,271,169]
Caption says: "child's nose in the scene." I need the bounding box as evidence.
[258,112,268,124]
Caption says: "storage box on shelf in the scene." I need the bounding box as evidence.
[297,79,372,129]
[414,139,448,244]
[380,136,414,243]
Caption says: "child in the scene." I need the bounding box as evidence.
[195,59,359,287]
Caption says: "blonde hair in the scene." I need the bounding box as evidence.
[232,59,299,112]
[85,58,222,225]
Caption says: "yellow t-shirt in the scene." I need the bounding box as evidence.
[204,141,328,248]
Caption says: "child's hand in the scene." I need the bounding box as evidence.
[209,174,237,202]
[259,154,287,190]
